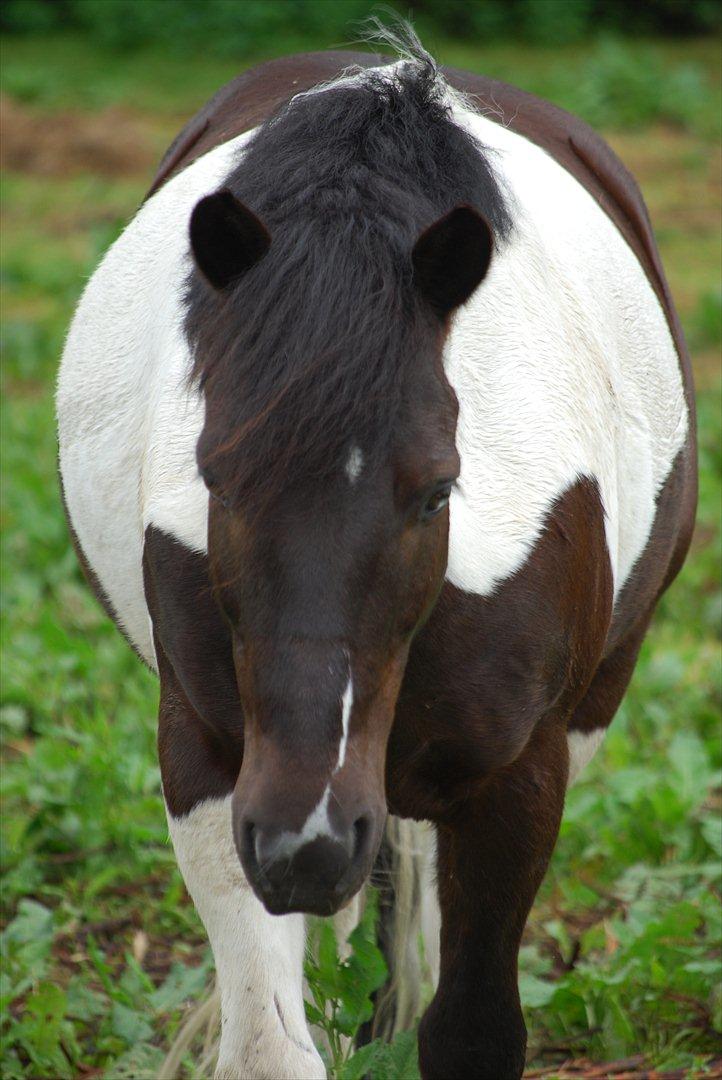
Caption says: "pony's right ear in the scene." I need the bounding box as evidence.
[190,190,271,290]
[412,205,493,317]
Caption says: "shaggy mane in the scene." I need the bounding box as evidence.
[184,34,512,503]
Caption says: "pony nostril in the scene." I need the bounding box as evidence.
[242,820,260,868]
[353,815,371,860]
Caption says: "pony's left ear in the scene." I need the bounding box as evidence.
[190,190,271,290]
[412,205,493,317]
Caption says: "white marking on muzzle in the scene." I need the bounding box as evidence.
[337,676,353,771]
[273,672,354,858]
[275,786,333,856]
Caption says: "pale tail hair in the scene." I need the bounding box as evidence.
[370,816,438,1042]
[158,816,437,1077]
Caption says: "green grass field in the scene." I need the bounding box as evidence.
[1,30,720,1080]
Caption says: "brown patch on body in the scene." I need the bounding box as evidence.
[142,527,242,818]
[388,476,613,821]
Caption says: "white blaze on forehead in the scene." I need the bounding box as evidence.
[345,446,364,482]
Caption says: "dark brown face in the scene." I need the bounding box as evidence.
[200,363,459,915]
[189,192,494,915]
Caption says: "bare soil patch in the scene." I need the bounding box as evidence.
[608,126,721,230]
[1,94,157,177]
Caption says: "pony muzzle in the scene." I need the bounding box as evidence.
[232,779,385,916]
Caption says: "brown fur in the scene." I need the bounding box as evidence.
[129,52,697,1079]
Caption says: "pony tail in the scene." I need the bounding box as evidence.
[368,815,439,1041]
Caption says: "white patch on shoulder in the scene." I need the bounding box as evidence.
[443,101,689,602]
[166,796,325,1079]
[345,446,364,483]
[58,130,256,665]
[567,727,607,785]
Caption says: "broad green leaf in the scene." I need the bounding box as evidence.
[668,732,713,807]
[304,1000,326,1026]
[338,1040,382,1079]
[110,1001,154,1044]
[2,899,53,946]
[371,1029,420,1080]
[150,962,210,1014]
[520,971,559,1009]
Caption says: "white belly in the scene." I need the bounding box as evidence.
[57,92,688,666]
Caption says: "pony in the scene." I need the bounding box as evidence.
[57,29,696,1080]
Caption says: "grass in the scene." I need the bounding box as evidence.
[1,30,721,1080]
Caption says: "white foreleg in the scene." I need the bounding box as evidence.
[166,796,326,1080]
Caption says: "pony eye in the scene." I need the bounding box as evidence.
[200,469,230,508]
[421,483,452,522]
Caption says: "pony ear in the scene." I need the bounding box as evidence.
[412,205,493,316]
[190,190,271,290]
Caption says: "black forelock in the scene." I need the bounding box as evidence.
[184,58,512,503]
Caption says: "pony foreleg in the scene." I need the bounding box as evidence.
[153,639,326,1080]
[417,716,568,1080]
[167,795,326,1080]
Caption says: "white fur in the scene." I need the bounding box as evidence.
[345,445,364,483]
[57,131,255,667]
[337,675,353,771]
[274,674,354,858]
[167,796,325,1079]
[273,787,334,861]
[567,727,607,785]
[443,106,687,599]
[418,824,441,988]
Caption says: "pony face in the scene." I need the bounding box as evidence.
[200,354,458,914]
[190,192,492,915]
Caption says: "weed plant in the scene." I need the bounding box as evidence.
[1,32,720,1080]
